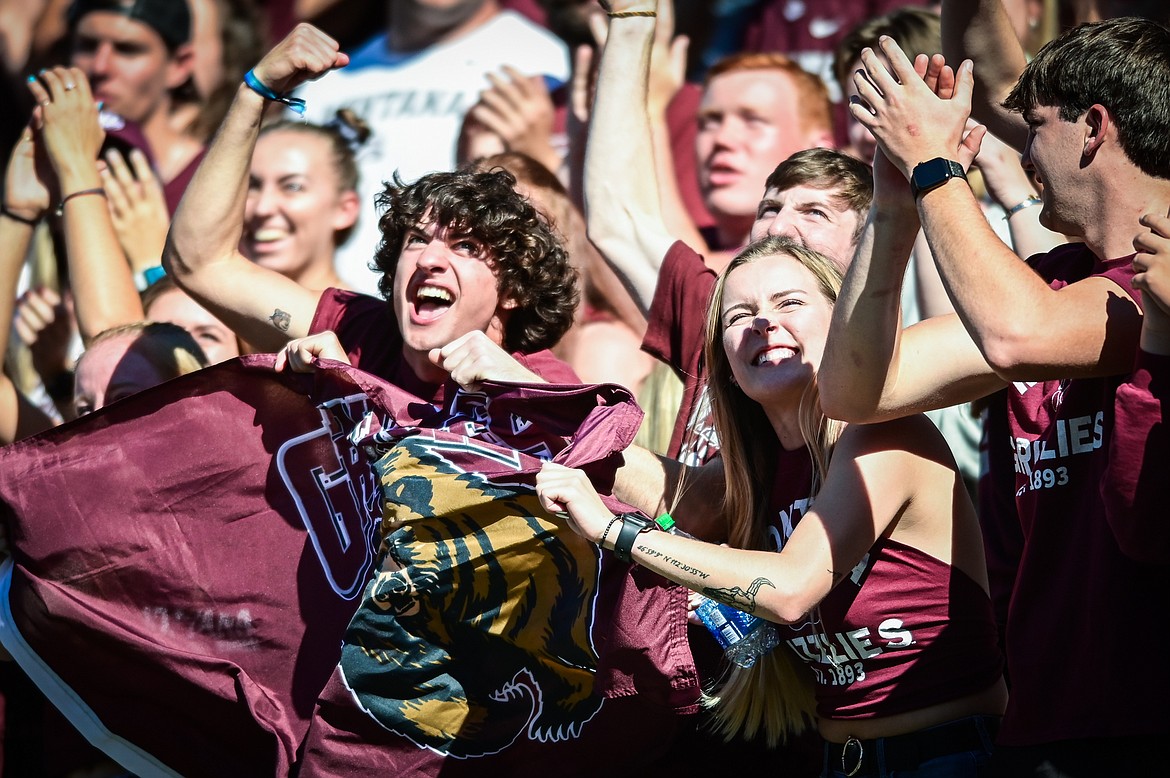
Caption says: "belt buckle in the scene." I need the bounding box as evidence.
[841,736,864,777]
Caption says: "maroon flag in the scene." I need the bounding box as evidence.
[0,356,699,776]
[298,380,700,777]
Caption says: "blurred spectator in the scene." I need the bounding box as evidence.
[715,0,928,148]
[295,0,570,293]
[469,150,656,396]
[241,110,367,292]
[695,51,834,256]
[71,320,207,416]
[179,0,268,142]
[68,0,206,212]
[142,274,241,364]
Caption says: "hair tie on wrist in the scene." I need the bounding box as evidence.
[55,188,106,217]
[1,205,39,226]
[243,69,306,116]
[608,10,657,18]
[599,516,623,549]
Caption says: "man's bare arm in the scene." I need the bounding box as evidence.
[852,41,1142,384]
[940,0,1030,150]
[164,25,345,352]
[583,0,677,315]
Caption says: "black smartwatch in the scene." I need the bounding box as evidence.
[611,512,657,563]
[910,157,967,199]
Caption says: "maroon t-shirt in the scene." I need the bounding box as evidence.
[975,390,1021,658]
[641,241,719,464]
[999,243,1170,744]
[1101,349,1170,560]
[162,147,206,215]
[310,288,580,405]
[769,445,1002,720]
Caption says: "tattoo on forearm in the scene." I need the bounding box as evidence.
[634,545,711,579]
[702,578,776,615]
[269,309,291,331]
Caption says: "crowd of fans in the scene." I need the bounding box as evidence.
[1,0,1167,775]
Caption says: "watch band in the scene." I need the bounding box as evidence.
[910,157,967,200]
[612,513,657,563]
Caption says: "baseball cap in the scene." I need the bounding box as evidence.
[68,0,192,50]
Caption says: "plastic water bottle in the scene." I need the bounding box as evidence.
[655,515,780,668]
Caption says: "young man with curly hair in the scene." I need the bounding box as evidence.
[165,23,580,393]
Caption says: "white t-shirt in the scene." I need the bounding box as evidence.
[296,11,569,294]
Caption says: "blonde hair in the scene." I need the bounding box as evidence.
[698,235,846,745]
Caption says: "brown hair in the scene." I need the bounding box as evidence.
[258,109,371,246]
[372,168,578,354]
[1004,17,1170,180]
[699,235,847,746]
[764,148,874,242]
[833,7,942,88]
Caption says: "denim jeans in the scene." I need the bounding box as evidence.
[821,716,998,778]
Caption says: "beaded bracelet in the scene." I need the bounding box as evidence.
[598,516,623,549]
[243,69,306,115]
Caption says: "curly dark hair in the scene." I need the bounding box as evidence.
[372,169,578,354]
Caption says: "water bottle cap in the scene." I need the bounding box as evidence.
[655,513,676,532]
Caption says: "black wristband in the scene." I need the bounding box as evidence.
[1,205,38,226]
[612,512,657,563]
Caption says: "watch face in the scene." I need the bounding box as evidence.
[621,512,653,531]
[914,157,951,185]
[912,157,963,197]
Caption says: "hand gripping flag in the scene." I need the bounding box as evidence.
[0,356,699,776]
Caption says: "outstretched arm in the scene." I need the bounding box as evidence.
[853,40,1140,380]
[0,124,53,443]
[611,444,727,541]
[537,419,942,623]
[164,24,348,352]
[583,0,677,315]
[822,54,1003,422]
[31,67,143,342]
[940,0,1030,151]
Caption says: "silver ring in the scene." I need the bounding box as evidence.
[64,83,76,90]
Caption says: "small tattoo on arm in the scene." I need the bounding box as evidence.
[269,309,291,332]
[638,546,712,579]
[702,577,776,615]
